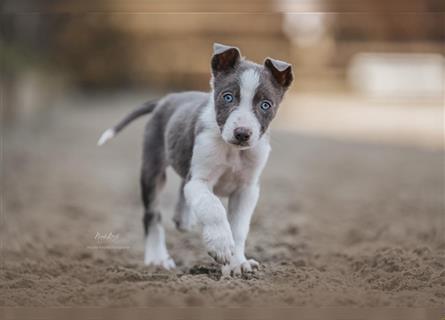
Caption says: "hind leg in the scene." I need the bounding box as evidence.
[173,180,196,232]
[141,124,175,269]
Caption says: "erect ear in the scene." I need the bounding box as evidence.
[211,43,241,75]
[264,58,293,88]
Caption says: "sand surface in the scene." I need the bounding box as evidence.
[1,95,444,308]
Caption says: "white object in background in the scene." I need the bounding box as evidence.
[348,53,444,98]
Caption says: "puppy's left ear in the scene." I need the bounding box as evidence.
[211,43,241,75]
[264,58,293,89]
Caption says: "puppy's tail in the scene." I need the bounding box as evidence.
[97,99,158,146]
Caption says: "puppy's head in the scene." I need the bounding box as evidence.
[210,43,293,149]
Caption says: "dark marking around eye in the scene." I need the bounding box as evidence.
[223,93,234,103]
[260,100,272,111]
[214,84,240,130]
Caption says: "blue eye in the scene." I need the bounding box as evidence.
[260,101,272,111]
[223,93,234,103]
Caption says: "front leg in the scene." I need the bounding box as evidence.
[226,184,260,275]
[184,179,235,264]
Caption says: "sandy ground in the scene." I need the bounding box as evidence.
[1,93,444,309]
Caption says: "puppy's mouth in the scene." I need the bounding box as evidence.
[228,139,251,149]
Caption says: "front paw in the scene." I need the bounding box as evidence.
[222,257,260,276]
[202,224,234,264]
[144,255,176,270]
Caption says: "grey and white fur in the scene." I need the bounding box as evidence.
[98,43,293,274]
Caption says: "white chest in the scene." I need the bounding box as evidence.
[190,125,271,197]
[213,150,254,197]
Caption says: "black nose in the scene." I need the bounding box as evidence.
[234,127,252,143]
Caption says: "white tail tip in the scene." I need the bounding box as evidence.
[97,129,115,146]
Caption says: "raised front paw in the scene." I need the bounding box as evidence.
[222,257,260,276]
[202,224,235,264]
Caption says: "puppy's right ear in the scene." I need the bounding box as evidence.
[211,43,241,75]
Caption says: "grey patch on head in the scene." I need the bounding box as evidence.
[248,58,293,135]
[251,67,287,135]
[209,43,293,137]
[212,57,261,131]
[211,54,293,136]
[212,71,240,130]
[211,43,244,130]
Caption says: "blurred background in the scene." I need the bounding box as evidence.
[2,1,445,309]
[1,0,444,149]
